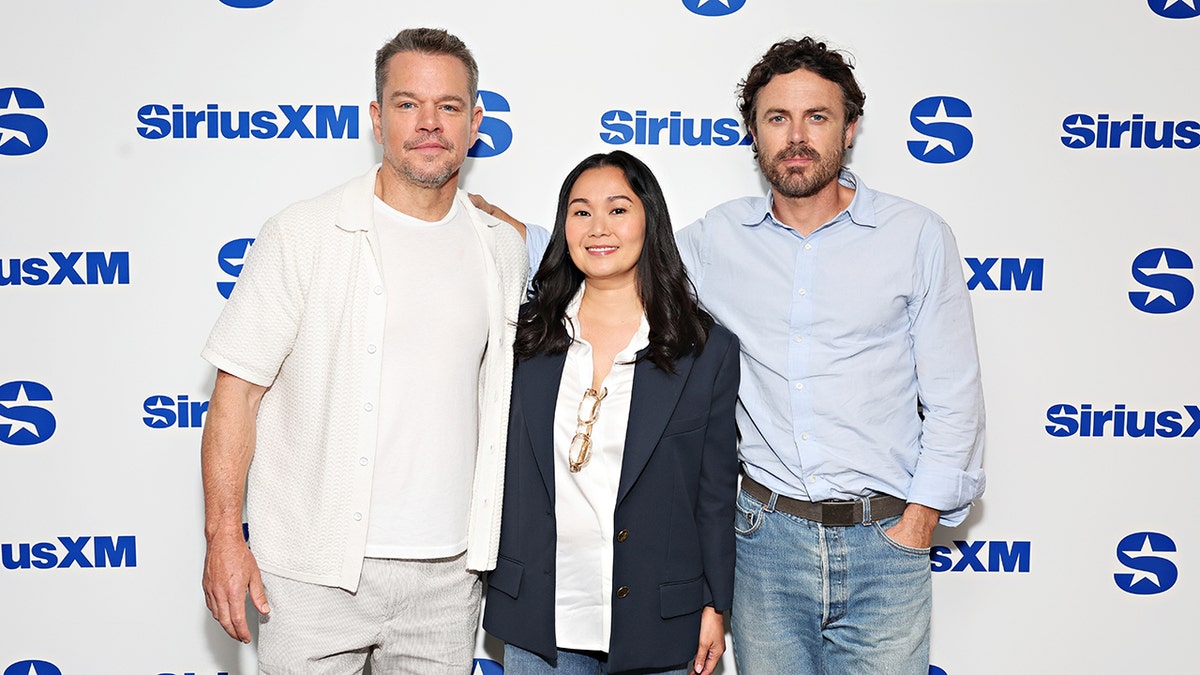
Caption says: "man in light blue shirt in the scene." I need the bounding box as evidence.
[676,37,985,674]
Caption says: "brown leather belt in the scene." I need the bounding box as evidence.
[741,473,907,526]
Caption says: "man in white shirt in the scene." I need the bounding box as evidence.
[199,28,528,674]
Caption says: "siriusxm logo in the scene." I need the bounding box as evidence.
[217,238,254,298]
[4,661,61,675]
[1115,532,1177,595]
[137,104,358,140]
[1149,0,1200,19]
[0,87,49,156]
[2,535,137,570]
[469,90,513,158]
[600,110,751,147]
[1045,403,1199,438]
[221,0,273,7]
[1061,113,1200,149]
[144,395,210,429]
[930,540,1030,573]
[965,257,1043,291]
[930,668,948,675]
[682,0,746,16]
[907,96,973,163]
[0,251,130,286]
[0,381,56,446]
[472,660,503,675]
[1129,247,1193,314]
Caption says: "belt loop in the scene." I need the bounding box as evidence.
[859,496,872,525]
[764,491,779,514]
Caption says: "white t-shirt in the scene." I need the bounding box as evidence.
[364,197,488,558]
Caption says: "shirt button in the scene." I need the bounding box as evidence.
[366,344,377,354]
[353,512,362,521]
[616,586,630,599]
[801,433,809,440]
[359,457,368,466]
[795,382,804,390]
[364,402,374,412]
[798,288,807,296]
[374,286,383,295]
[808,475,817,483]
[794,335,803,343]
[804,243,813,251]
[616,530,629,543]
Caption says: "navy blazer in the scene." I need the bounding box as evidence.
[483,323,740,673]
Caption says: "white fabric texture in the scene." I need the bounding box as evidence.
[202,164,528,590]
[366,197,487,558]
[257,556,482,675]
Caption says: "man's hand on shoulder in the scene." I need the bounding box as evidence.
[884,503,939,550]
[469,193,527,240]
[202,533,269,643]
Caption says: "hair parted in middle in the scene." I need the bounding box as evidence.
[737,36,866,138]
[514,150,713,373]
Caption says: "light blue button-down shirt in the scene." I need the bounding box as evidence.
[676,169,985,525]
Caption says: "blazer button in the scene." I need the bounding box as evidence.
[616,529,629,543]
[616,586,630,599]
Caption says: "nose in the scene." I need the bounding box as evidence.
[585,213,612,237]
[416,105,442,133]
[788,120,808,145]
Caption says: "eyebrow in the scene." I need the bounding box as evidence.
[569,194,634,206]
[388,91,469,106]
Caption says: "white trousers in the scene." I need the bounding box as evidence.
[258,554,482,675]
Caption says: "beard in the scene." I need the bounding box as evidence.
[758,141,844,199]
[396,133,460,188]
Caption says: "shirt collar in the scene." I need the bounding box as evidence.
[742,168,878,233]
[564,283,651,359]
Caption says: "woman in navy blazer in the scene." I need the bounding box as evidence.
[483,151,739,675]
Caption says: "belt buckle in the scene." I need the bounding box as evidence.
[820,501,855,526]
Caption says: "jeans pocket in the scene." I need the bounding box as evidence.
[871,518,932,557]
[734,490,764,537]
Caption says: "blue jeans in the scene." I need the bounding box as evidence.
[503,644,690,675]
[731,488,931,675]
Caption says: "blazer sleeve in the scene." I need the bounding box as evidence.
[696,329,741,612]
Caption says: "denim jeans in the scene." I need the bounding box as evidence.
[730,488,931,675]
[503,644,690,675]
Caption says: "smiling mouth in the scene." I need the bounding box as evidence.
[585,246,619,255]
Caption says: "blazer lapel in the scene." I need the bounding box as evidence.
[516,350,568,503]
[616,351,695,505]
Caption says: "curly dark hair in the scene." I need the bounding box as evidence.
[514,151,713,372]
[738,36,865,138]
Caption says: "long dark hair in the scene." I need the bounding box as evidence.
[514,151,713,372]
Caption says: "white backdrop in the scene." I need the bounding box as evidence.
[2,1,1197,674]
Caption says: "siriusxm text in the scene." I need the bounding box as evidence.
[2,535,137,570]
[1061,114,1200,149]
[600,110,751,146]
[137,104,358,140]
[144,395,210,429]
[0,252,129,286]
[930,540,1030,573]
[965,258,1043,291]
[1046,404,1200,437]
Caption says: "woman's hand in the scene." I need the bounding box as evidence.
[692,606,726,675]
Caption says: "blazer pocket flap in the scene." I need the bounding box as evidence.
[659,576,705,619]
[487,556,524,599]
[662,414,707,437]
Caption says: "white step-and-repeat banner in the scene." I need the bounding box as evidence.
[2,1,1196,674]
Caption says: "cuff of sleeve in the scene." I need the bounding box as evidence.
[906,461,986,527]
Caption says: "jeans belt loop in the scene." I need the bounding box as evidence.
[860,495,872,525]
[764,491,779,514]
